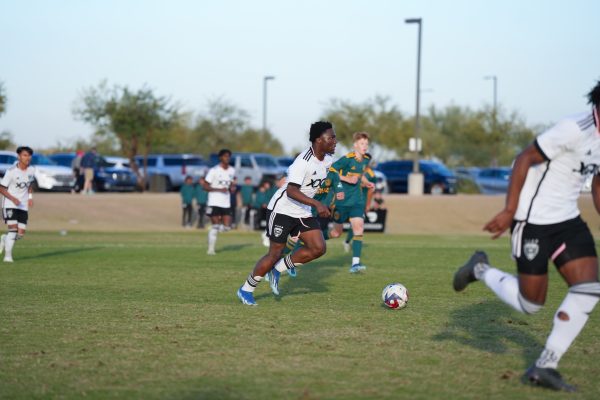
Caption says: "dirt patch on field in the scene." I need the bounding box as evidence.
[26,193,600,237]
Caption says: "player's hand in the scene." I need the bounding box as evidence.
[345,175,359,184]
[365,182,375,189]
[218,188,228,193]
[12,198,21,206]
[483,209,514,239]
[336,192,344,200]
[316,202,330,218]
[28,199,34,208]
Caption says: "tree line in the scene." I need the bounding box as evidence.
[1,80,545,171]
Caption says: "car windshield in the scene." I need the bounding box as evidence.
[32,154,58,166]
[428,163,453,176]
[255,155,278,168]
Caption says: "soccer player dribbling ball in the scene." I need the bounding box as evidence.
[237,121,337,306]
[453,80,600,392]
[0,146,41,262]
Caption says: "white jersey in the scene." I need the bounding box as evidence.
[515,111,600,224]
[205,164,236,208]
[1,164,40,211]
[268,147,333,218]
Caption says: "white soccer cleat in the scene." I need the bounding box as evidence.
[207,248,216,256]
[3,256,14,263]
[0,234,5,254]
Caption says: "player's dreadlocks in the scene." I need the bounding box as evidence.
[587,80,600,108]
[309,121,333,143]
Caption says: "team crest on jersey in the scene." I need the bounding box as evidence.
[274,225,283,237]
[523,239,539,261]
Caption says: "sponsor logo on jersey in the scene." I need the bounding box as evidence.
[306,178,325,188]
[6,209,13,218]
[523,239,539,261]
[573,162,600,176]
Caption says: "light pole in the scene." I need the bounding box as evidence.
[262,75,275,132]
[405,17,423,195]
[484,75,498,166]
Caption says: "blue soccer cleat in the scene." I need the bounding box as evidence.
[288,267,297,278]
[268,268,281,295]
[237,286,257,306]
[349,264,362,274]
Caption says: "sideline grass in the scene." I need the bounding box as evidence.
[1,231,599,399]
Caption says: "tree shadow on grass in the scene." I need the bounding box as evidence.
[254,253,349,302]
[17,246,104,261]
[432,299,543,368]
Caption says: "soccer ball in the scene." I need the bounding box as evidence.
[382,283,409,309]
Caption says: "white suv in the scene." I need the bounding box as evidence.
[0,150,75,191]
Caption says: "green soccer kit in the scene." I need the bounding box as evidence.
[330,151,371,223]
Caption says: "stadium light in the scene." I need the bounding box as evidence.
[405,17,424,195]
[262,76,275,133]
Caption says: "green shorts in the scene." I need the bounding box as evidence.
[332,205,364,223]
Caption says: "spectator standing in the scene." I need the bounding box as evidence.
[253,181,272,246]
[239,176,254,227]
[180,176,194,228]
[80,147,97,195]
[71,150,84,193]
[194,177,208,229]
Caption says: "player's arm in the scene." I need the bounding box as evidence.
[287,184,330,218]
[360,174,375,189]
[483,142,546,238]
[591,175,600,214]
[0,172,20,206]
[331,157,358,185]
[201,172,226,193]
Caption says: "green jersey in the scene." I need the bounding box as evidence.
[194,183,208,205]
[180,184,195,205]
[330,152,371,207]
[239,184,254,206]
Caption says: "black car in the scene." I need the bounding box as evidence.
[376,160,457,194]
[50,153,138,192]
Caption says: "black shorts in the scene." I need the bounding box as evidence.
[266,210,321,243]
[511,216,596,275]
[317,216,331,232]
[206,206,232,217]
[3,208,28,226]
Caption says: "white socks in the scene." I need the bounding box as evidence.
[4,231,17,258]
[242,274,263,292]
[352,257,360,266]
[208,225,220,251]
[536,291,599,369]
[481,268,524,313]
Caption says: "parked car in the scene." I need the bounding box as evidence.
[373,170,389,193]
[474,167,511,195]
[134,154,208,191]
[104,156,131,169]
[276,156,295,169]
[50,153,138,192]
[454,167,481,181]
[375,160,457,194]
[0,151,75,191]
[209,152,286,187]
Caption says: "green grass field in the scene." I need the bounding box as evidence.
[1,231,599,399]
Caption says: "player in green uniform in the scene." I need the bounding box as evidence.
[343,155,377,252]
[329,132,374,273]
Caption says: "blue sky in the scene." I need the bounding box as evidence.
[1,0,599,153]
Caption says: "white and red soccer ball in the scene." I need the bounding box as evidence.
[382,283,409,309]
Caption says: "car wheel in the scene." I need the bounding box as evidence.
[430,183,444,195]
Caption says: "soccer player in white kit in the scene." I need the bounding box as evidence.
[237,121,337,305]
[0,146,41,262]
[453,81,600,392]
[202,149,236,255]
